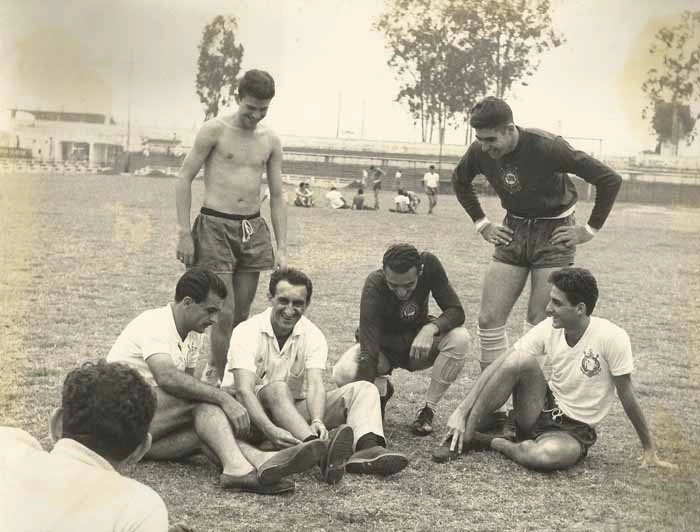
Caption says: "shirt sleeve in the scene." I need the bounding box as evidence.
[513,319,550,358]
[604,327,634,376]
[451,145,487,222]
[118,486,169,532]
[303,324,328,370]
[227,322,259,374]
[140,332,172,363]
[358,274,385,377]
[549,137,622,230]
[424,254,465,333]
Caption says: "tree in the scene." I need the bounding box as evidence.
[195,15,244,120]
[641,10,700,154]
[651,100,696,148]
[375,0,563,143]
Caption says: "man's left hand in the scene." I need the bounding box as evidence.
[310,419,329,440]
[409,324,438,360]
[639,448,678,470]
[550,224,593,247]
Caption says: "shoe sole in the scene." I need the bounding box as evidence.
[220,474,295,495]
[412,424,433,436]
[431,447,460,464]
[257,439,325,486]
[323,425,354,485]
[346,452,408,476]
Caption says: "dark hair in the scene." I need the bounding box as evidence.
[549,267,599,316]
[238,69,275,100]
[429,165,435,170]
[383,243,421,274]
[357,187,364,194]
[397,188,405,195]
[175,268,227,303]
[470,96,514,129]
[269,268,313,303]
[61,361,156,461]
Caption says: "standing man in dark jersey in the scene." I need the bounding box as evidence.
[332,244,469,436]
[452,96,622,395]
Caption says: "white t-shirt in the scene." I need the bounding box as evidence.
[394,171,402,180]
[0,428,168,532]
[513,317,634,426]
[325,189,346,209]
[107,304,203,386]
[423,171,440,188]
[394,194,410,210]
[222,308,328,400]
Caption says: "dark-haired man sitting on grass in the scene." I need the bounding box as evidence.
[107,268,324,495]
[434,267,676,471]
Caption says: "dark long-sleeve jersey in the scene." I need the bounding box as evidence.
[451,127,622,230]
[359,252,465,366]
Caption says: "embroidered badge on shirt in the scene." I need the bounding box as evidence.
[501,164,522,193]
[399,301,419,322]
[580,348,601,377]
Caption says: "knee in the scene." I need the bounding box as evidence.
[260,381,293,409]
[332,345,361,387]
[344,380,379,401]
[519,439,580,471]
[443,327,470,353]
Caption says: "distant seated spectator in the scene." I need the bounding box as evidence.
[326,186,350,209]
[0,361,178,532]
[390,189,410,213]
[352,188,372,210]
[406,190,421,213]
[294,182,314,207]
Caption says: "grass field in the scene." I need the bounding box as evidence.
[1,173,699,532]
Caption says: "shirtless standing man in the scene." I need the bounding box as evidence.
[176,69,287,386]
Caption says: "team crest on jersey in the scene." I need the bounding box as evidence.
[399,301,418,321]
[580,348,601,377]
[501,165,522,193]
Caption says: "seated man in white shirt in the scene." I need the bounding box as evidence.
[325,186,350,209]
[107,268,325,495]
[433,267,676,471]
[224,268,409,484]
[0,361,178,532]
[390,189,410,213]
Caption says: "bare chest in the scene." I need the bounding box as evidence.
[210,128,272,169]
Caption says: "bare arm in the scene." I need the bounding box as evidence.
[305,368,328,439]
[175,123,219,266]
[146,353,249,434]
[266,134,287,268]
[614,373,677,469]
[233,369,300,448]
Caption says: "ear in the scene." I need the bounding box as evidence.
[49,407,63,442]
[122,433,152,466]
[180,296,194,307]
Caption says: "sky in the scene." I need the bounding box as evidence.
[1,0,698,156]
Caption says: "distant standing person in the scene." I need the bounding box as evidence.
[394,169,403,190]
[370,165,385,209]
[175,69,288,386]
[423,165,440,214]
[451,96,621,387]
[361,168,369,188]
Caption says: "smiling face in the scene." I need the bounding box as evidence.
[384,265,420,302]
[546,285,583,329]
[235,94,271,129]
[474,125,517,159]
[269,280,308,336]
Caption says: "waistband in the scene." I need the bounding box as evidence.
[200,207,260,220]
[507,204,576,221]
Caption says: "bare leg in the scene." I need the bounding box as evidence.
[208,274,235,382]
[491,432,583,471]
[332,343,393,388]
[526,267,561,325]
[464,350,547,443]
[258,382,315,441]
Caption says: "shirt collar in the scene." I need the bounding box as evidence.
[51,438,115,472]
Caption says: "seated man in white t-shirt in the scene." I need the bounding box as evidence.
[325,186,350,209]
[391,189,410,213]
[107,268,325,495]
[433,267,676,471]
[224,268,408,484]
[0,361,183,532]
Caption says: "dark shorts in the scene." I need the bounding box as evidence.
[525,391,598,459]
[426,187,438,196]
[493,213,576,269]
[192,207,275,274]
